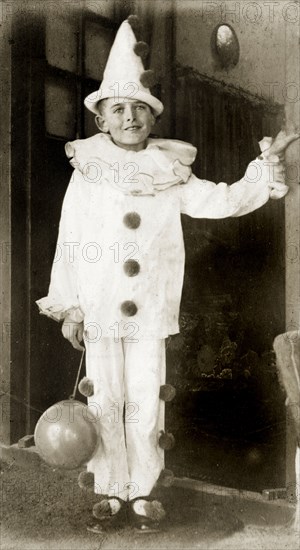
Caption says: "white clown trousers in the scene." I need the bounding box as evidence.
[84,336,166,501]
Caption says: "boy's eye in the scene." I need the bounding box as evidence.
[114,107,124,113]
[136,105,145,110]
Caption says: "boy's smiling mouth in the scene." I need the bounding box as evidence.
[125,125,142,131]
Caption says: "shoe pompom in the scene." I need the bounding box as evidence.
[93,498,121,519]
[93,500,111,519]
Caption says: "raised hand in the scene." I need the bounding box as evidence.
[261,129,300,161]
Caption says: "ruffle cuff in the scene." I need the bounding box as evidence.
[36,297,84,323]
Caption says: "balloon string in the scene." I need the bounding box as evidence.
[69,349,85,400]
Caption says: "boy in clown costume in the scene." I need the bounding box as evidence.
[37,17,299,533]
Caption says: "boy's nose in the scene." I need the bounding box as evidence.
[124,104,136,121]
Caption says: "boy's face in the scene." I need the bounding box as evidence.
[95,98,155,151]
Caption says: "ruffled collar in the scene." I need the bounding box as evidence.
[65,133,197,196]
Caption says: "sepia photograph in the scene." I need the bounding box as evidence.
[0,0,299,548]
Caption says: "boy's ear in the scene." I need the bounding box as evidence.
[95,115,109,133]
[150,112,156,127]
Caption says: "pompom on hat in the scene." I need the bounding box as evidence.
[84,18,164,117]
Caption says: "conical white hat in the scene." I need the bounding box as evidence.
[84,19,164,117]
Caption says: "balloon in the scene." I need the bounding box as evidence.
[34,400,99,469]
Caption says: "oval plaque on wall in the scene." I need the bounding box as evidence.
[211,24,240,69]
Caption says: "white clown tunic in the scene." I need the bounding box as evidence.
[37,133,287,499]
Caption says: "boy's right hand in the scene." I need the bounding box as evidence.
[62,317,85,351]
[261,130,300,161]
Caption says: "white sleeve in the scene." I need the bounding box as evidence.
[180,157,288,219]
[36,169,89,322]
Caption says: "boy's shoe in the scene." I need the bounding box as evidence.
[87,497,127,533]
[129,497,166,533]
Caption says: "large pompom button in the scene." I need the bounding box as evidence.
[78,377,94,397]
[121,300,138,316]
[123,212,141,229]
[123,260,140,277]
[158,430,175,450]
[159,384,176,402]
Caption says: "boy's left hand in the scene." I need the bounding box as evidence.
[62,318,85,351]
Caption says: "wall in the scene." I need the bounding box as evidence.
[175,0,292,105]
